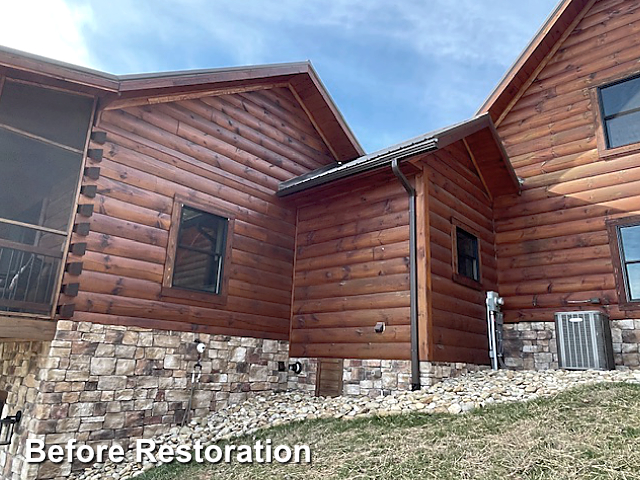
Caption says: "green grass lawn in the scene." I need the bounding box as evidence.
[138,382,640,480]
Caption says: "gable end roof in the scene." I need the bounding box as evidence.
[478,0,592,124]
[0,45,363,162]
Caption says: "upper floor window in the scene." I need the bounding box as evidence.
[162,198,234,305]
[607,217,640,308]
[598,75,640,149]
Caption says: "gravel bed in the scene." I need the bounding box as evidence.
[71,369,640,479]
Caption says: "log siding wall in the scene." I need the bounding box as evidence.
[494,0,640,323]
[290,172,412,360]
[426,142,494,365]
[290,143,496,363]
[60,86,336,340]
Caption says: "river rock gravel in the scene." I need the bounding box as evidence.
[70,369,640,480]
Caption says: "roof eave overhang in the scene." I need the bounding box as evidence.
[488,121,521,193]
[0,46,362,162]
[278,113,520,197]
[277,137,439,197]
[0,45,119,92]
[477,0,590,122]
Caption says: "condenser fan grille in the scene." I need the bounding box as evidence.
[555,311,615,371]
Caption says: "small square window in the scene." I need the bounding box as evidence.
[598,75,640,149]
[163,199,234,304]
[456,227,480,282]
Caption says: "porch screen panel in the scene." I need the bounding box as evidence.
[0,79,92,315]
[0,80,93,150]
[0,129,83,230]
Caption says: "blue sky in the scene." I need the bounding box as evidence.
[0,0,559,152]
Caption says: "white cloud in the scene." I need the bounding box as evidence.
[0,0,558,150]
[177,0,547,67]
[0,0,94,67]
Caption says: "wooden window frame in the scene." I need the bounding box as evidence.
[451,217,483,291]
[607,215,640,310]
[161,196,235,306]
[591,70,640,160]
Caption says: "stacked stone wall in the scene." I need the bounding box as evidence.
[288,357,484,397]
[503,320,640,370]
[0,341,49,480]
[286,358,318,394]
[342,359,412,397]
[0,321,289,480]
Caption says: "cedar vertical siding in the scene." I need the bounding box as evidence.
[62,86,336,340]
[494,0,640,323]
[290,172,412,360]
[426,142,495,365]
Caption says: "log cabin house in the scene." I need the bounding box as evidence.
[1,0,640,477]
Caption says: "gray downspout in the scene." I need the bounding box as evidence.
[391,159,420,391]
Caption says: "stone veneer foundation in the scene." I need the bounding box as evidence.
[0,321,289,480]
[288,357,485,397]
[503,320,640,370]
[7,318,616,479]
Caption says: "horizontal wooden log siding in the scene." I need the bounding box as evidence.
[426,141,493,365]
[290,171,412,360]
[290,142,496,363]
[66,86,336,339]
[494,0,640,322]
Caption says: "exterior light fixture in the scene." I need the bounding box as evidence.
[289,362,302,374]
[0,411,21,446]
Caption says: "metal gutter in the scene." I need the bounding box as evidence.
[277,136,439,196]
[391,159,421,391]
[277,113,504,197]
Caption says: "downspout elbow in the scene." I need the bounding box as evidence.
[391,158,415,196]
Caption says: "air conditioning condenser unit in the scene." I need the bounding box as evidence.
[555,311,615,370]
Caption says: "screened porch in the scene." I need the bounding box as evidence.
[0,77,93,318]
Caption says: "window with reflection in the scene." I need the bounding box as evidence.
[615,223,640,302]
[163,199,234,304]
[598,75,640,149]
[0,79,93,314]
[173,206,229,294]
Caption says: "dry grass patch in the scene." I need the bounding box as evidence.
[139,382,640,480]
